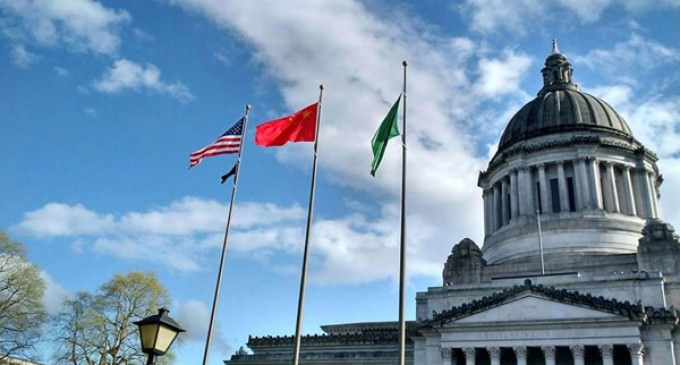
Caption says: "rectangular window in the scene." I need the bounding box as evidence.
[550,178,561,213]
[567,177,576,211]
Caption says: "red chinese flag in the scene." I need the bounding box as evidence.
[255,102,318,147]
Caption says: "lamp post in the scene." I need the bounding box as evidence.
[134,308,186,365]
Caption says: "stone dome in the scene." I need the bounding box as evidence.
[477,40,664,267]
[497,40,634,154]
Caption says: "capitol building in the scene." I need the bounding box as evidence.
[227,44,680,365]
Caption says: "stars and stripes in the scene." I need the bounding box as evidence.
[190,117,244,168]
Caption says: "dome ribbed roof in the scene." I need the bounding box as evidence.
[497,41,634,152]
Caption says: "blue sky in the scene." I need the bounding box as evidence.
[1,0,679,363]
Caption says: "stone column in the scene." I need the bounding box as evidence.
[632,167,645,218]
[501,178,510,225]
[513,346,527,365]
[537,164,550,213]
[463,347,475,365]
[493,184,501,231]
[588,158,604,209]
[637,167,654,218]
[482,189,490,236]
[575,158,590,210]
[599,344,614,365]
[650,173,662,218]
[602,162,620,213]
[510,169,519,219]
[622,166,637,216]
[519,167,535,215]
[570,345,585,365]
[628,343,645,365]
[556,161,570,212]
[488,347,500,365]
[541,346,556,365]
[441,347,452,365]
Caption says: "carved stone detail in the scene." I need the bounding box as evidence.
[570,345,585,357]
[426,278,679,327]
[441,347,452,359]
[541,346,555,358]
[513,346,527,358]
[488,346,501,358]
[627,343,644,356]
[463,347,475,359]
[598,344,613,358]
[442,238,485,286]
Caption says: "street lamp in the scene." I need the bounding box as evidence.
[134,307,186,365]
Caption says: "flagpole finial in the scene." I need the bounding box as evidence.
[402,60,408,67]
[319,84,324,90]
[245,104,251,111]
[551,38,560,54]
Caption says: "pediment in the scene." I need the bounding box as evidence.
[453,294,622,324]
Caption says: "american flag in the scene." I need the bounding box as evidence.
[190,117,244,168]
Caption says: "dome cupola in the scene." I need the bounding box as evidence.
[497,39,633,155]
[477,42,663,269]
[539,39,576,92]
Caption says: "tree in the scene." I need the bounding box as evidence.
[0,230,47,361]
[53,271,172,365]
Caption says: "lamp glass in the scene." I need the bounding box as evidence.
[155,324,179,353]
[139,323,159,351]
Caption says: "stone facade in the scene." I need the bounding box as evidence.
[414,41,679,365]
[226,322,416,365]
[226,42,679,365]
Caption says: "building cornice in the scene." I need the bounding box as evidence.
[420,279,679,328]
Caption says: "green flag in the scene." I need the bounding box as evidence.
[370,95,401,176]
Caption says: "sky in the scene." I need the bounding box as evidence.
[1,0,679,364]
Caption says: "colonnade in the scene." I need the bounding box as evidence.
[482,158,660,236]
[441,343,645,365]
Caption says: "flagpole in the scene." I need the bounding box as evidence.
[292,85,324,365]
[398,60,408,365]
[201,104,251,365]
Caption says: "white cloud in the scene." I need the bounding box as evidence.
[0,0,130,55]
[461,0,680,34]
[462,0,547,34]
[83,108,97,117]
[93,59,195,103]
[40,271,70,316]
[573,34,680,84]
[555,0,614,22]
[14,203,114,237]
[10,44,38,68]
[53,66,68,76]
[132,28,154,41]
[153,0,546,282]
[174,300,230,353]
[118,198,305,236]
[14,199,308,273]
[473,50,533,98]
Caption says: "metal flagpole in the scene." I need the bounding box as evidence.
[201,104,251,365]
[536,210,545,275]
[398,60,408,365]
[292,85,324,365]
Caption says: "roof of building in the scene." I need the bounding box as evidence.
[496,41,634,155]
[421,279,680,328]
[246,321,418,349]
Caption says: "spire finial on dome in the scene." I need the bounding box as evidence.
[539,38,576,93]
[552,38,560,54]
